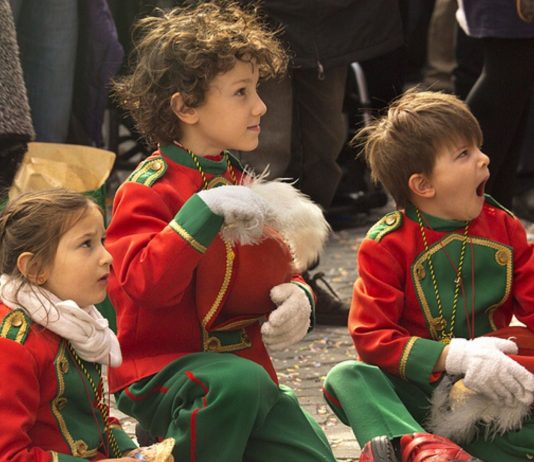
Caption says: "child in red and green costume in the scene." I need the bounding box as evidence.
[323,90,534,462]
[0,189,137,461]
[106,3,335,462]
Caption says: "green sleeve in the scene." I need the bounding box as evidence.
[401,337,445,383]
[169,194,224,253]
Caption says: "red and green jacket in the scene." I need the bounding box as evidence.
[106,144,313,392]
[0,304,135,461]
[351,199,534,385]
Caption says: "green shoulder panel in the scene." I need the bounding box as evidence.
[126,156,167,187]
[366,211,403,242]
[485,194,514,217]
[0,309,31,344]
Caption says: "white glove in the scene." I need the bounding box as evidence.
[445,337,534,405]
[197,185,269,244]
[261,283,311,351]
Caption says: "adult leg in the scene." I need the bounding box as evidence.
[10,0,78,142]
[243,385,336,462]
[423,0,457,92]
[453,27,483,100]
[466,38,534,207]
[289,66,348,209]
[237,76,293,179]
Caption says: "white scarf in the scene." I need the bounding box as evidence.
[0,274,122,367]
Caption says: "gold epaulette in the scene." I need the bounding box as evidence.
[366,211,403,242]
[0,309,30,344]
[126,156,167,187]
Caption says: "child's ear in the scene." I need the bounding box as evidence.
[408,173,436,199]
[16,252,48,285]
[170,92,198,125]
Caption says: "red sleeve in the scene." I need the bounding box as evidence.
[508,215,534,330]
[350,238,444,382]
[350,238,409,371]
[107,182,222,309]
[0,339,55,462]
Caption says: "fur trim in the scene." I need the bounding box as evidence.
[426,375,531,444]
[239,172,331,272]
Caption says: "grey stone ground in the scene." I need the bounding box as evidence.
[110,205,389,461]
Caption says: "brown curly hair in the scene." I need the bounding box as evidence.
[352,89,483,209]
[113,1,288,147]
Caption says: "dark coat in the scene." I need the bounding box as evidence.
[254,0,404,71]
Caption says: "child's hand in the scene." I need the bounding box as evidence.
[261,283,311,350]
[197,185,269,244]
[445,337,534,405]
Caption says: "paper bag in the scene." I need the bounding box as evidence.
[9,142,115,211]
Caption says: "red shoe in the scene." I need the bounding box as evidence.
[400,433,483,462]
[360,435,398,462]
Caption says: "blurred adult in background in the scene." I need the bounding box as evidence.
[237,0,404,325]
[9,0,123,147]
[237,0,404,211]
[456,0,534,209]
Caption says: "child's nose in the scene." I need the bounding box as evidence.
[480,150,490,166]
[101,247,113,266]
[253,94,267,117]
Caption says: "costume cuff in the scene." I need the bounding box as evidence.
[109,424,138,455]
[54,451,87,461]
[170,194,224,253]
[399,337,445,383]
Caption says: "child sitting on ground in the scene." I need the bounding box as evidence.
[323,90,534,462]
[0,189,139,461]
[106,3,335,461]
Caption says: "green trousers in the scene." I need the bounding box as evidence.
[323,360,534,462]
[117,352,336,462]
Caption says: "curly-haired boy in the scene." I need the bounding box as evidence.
[106,3,336,461]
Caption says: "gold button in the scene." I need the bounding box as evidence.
[56,397,68,410]
[495,249,509,265]
[384,215,397,226]
[10,313,23,327]
[60,358,69,374]
[430,317,443,331]
[205,337,221,352]
[151,160,162,171]
[415,264,426,280]
[73,440,89,457]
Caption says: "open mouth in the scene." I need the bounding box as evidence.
[476,179,487,197]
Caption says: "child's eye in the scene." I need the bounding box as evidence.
[235,88,246,96]
[458,149,469,158]
[81,240,92,248]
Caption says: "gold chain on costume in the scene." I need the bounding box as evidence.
[185,148,237,189]
[415,208,469,344]
[66,343,122,458]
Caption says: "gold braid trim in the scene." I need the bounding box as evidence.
[51,342,98,458]
[169,221,207,253]
[201,239,235,328]
[399,337,419,380]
